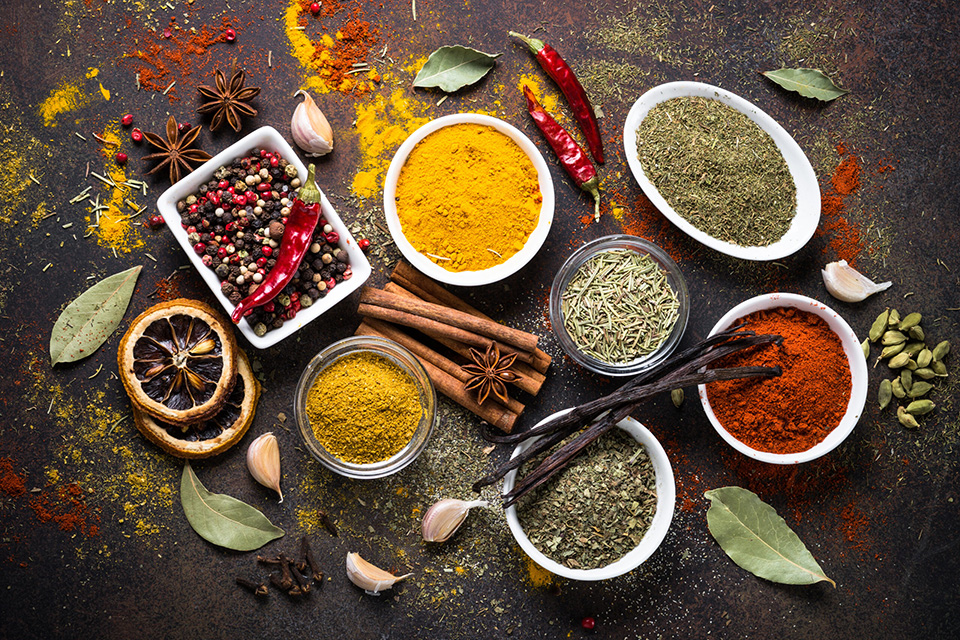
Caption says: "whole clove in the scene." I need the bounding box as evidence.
[284,553,311,594]
[236,577,269,597]
[301,536,325,584]
[317,510,338,537]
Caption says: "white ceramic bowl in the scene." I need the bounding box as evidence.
[623,81,820,261]
[156,126,371,349]
[503,412,675,581]
[698,293,868,464]
[382,113,555,286]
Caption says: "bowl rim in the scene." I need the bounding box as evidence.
[293,335,438,479]
[382,113,555,286]
[698,292,868,464]
[155,126,372,350]
[622,81,821,261]
[503,411,675,581]
[548,234,689,376]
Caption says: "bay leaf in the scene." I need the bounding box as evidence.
[762,68,849,102]
[49,265,142,366]
[180,462,284,551]
[413,45,501,92]
[705,486,835,587]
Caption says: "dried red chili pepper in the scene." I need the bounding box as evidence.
[230,164,322,323]
[522,85,601,221]
[510,31,604,164]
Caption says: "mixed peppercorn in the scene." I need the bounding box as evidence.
[175,149,352,337]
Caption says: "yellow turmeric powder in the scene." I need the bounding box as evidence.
[395,123,542,272]
[306,352,423,464]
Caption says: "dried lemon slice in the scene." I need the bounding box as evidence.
[132,349,260,458]
[119,299,237,425]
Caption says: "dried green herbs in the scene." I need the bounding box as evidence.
[636,96,797,247]
[561,249,679,364]
[516,429,657,570]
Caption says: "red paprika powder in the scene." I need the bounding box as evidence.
[707,307,851,454]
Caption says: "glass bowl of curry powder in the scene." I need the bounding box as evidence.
[295,335,437,479]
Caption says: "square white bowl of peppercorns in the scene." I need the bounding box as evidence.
[156,126,371,349]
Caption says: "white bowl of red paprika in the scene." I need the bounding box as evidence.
[698,293,868,464]
[156,126,371,350]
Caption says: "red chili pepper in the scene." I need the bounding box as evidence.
[523,85,601,222]
[230,164,323,323]
[510,31,604,164]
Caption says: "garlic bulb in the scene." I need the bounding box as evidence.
[345,552,412,595]
[821,260,892,302]
[290,90,334,157]
[246,432,282,501]
[421,498,488,543]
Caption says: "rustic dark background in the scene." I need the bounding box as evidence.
[1,1,958,639]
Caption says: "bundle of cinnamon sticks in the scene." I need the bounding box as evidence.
[355,262,550,433]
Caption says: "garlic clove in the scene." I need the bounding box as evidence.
[421,498,488,543]
[246,432,282,502]
[290,89,334,157]
[345,552,412,595]
[821,260,892,303]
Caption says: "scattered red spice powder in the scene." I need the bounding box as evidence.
[295,0,382,97]
[28,482,100,537]
[815,142,867,267]
[1,457,27,497]
[832,156,862,195]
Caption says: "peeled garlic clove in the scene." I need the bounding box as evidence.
[421,498,488,543]
[821,260,892,302]
[290,89,334,157]
[246,432,282,502]
[345,552,412,595]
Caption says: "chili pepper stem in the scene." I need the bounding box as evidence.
[584,177,601,222]
[298,163,322,204]
[508,31,545,55]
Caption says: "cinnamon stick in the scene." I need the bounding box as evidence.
[356,320,518,433]
[360,286,539,354]
[384,282,546,394]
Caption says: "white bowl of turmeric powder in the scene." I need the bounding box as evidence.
[382,113,555,286]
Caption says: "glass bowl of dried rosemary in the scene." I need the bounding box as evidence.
[503,412,676,581]
[294,335,437,479]
[549,235,689,376]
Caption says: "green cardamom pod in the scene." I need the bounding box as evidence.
[900,369,913,392]
[899,312,922,331]
[932,340,951,362]
[878,379,893,410]
[916,348,933,369]
[903,341,925,357]
[892,378,906,399]
[897,406,920,429]
[869,309,890,342]
[907,381,934,398]
[932,360,948,376]
[914,367,936,380]
[908,325,925,341]
[861,338,870,359]
[881,330,908,346]
[906,358,919,371]
[880,343,905,359]
[906,399,936,416]
[888,352,912,369]
[671,388,684,408]
[888,308,901,327]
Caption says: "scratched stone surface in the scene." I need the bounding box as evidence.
[0,1,958,639]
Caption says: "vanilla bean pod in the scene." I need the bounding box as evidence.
[501,365,779,507]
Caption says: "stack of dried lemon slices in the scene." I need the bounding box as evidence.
[117,299,260,458]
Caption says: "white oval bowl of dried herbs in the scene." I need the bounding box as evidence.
[698,293,868,464]
[503,412,676,581]
[549,235,689,376]
[623,81,820,261]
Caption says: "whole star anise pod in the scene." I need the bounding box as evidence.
[197,66,261,132]
[461,342,521,406]
[142,115,212,184]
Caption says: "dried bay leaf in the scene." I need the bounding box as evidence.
[705,486,835,587]
[413,45,501,92]
[180,462,284,551]
[762,68,849,102]
[50,265,142,366]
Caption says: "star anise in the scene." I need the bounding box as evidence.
[142,116,212,184]
[197,66,261,132]
[461,342,522,406]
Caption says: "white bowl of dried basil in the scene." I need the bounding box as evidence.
[623,81,820,261]
[503,412,676,581]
